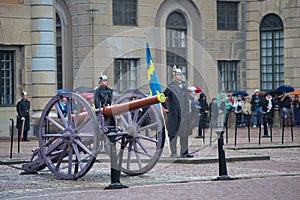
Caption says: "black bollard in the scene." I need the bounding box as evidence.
[9,119,14,159]
[105,132,128,190]
[215,128,231,180]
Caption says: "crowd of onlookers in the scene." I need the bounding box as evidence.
[189,89,300,134]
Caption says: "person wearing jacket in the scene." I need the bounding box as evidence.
[261,92,275,137]
[163,67,193,158]
[250,89,263,128]
[233,95,244,127]
[196,93,209,138]
[16,91,30,141]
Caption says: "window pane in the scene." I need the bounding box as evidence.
[114,59,138,92]
[0,51,14,105]
[218,61,238,92]
[113,0,137,26]
[217,2,239,30]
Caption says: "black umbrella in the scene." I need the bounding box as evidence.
[232,91,249,97]
[276,85,294,93]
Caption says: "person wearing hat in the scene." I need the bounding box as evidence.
[262,92,275,137]
[16,90,30,141]
[94,75,113,108]
[163,66,193,158]
[197,93,209,138]
[94,74,114,125]
[250,89,263,128]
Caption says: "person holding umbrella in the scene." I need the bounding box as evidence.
[279,92,292,127]
[292,95,300,127]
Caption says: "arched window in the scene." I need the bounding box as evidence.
[166,12,187,82]
[260,14,284,90]
[56,13,63,90]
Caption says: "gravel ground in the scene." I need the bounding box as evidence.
[0,127,299,199]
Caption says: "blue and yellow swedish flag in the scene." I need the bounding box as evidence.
[146,42,162,96]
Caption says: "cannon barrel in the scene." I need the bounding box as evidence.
[102,93,165,117]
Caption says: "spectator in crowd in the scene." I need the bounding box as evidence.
[262,92,275,137]
[292,95,300,127]
[242,97,252,127]
[227,94,234,104]
[16,90,30,141]
[279,92,292,127]
[191,94,200,129]
[233,95,244,127]
[209,98,219,128]
[224,96,233,127]
[196,93,209,138]
[217,96,226,127]
[251,89,263,128]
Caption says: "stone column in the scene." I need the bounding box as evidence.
[30,0,56,135]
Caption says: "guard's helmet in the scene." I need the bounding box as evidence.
[172,65,182,75]
[99,75,108,81]
[22,90,28,96]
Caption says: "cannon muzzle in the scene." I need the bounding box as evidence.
[102,93,165,117]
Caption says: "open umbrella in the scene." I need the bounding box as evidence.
[232,91,248,97]
[188,86,202,93]
[276,85,294,93]
[290,89,300,95]
[57,89,71,94]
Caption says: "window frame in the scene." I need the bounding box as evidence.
[0,50,15,106]
[114,58,139,92]
[260,14,284,91]
[166,12,188,83]
[218,61,238,93]
[113,0,137,26]
[217,1,239,31]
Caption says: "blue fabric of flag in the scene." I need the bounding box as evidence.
[146,42,162,96]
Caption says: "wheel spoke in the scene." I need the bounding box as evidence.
[134,142,142,169]
[55,102,68,127]
[138,122,158,132]
[55,143,68,171]
[66,97,73,127]
[119,114,129,127]
[46,116,65,131]
[136,108,150,126]
[127,141,133,170]
[132,109,139,123]
[72,143,84,170]
[136,138,151,157]
[68,144,73,175]
[45,140,64,156]
[136,133,158,143]
[75,139,93,156]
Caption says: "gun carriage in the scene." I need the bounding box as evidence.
[22,90,166,180]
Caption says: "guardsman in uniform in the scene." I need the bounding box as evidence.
[163,66,193,158]
[16,91,30,141]
[94,74,115,126]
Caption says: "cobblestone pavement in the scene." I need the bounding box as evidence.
[0,127,299,199]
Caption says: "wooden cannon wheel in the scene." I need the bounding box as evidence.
[38,92,101,180]
[114,90,165,176]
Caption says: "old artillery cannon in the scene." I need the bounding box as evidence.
[22,90,166,180]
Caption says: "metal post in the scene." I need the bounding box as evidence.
[9,119,14,159]
[234,113,237,146]
[281,115,285,144]
[215,128,231,180]
[290,114,293,142]
[105,132,128,189]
